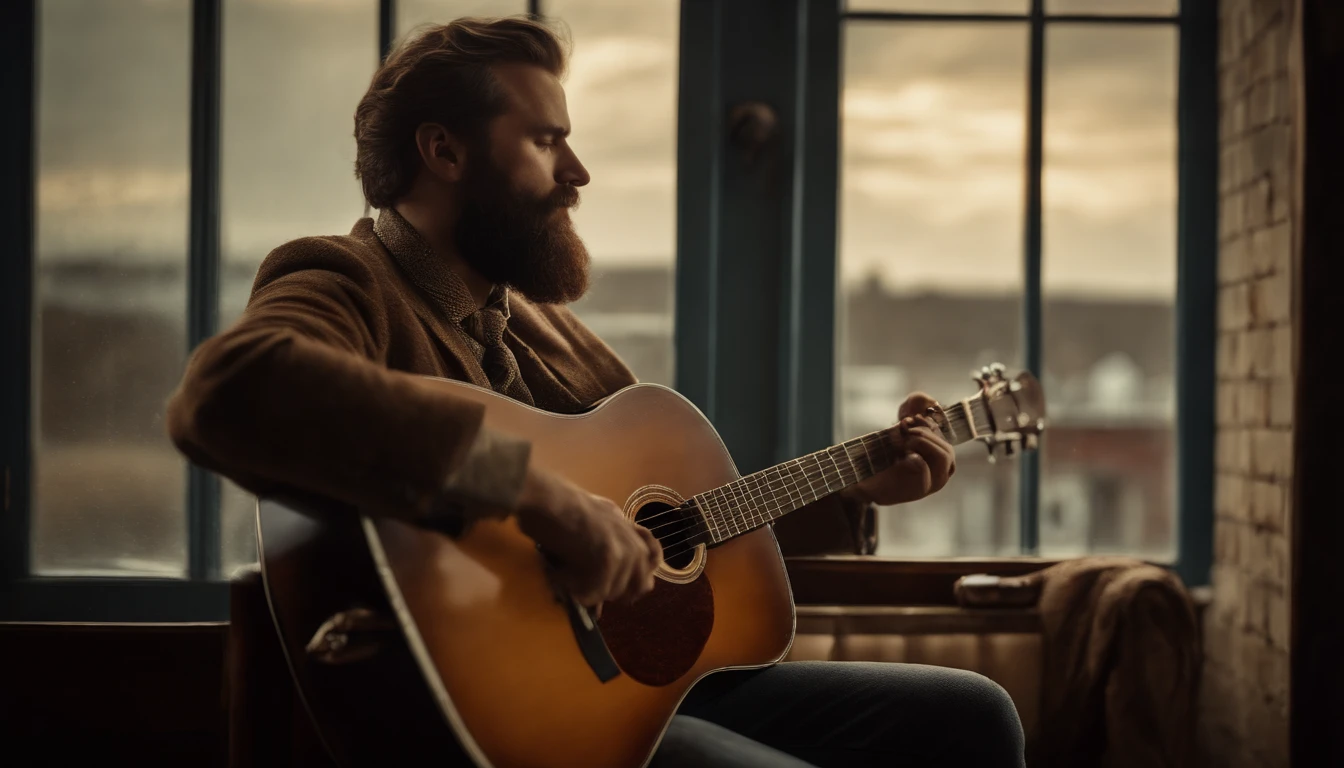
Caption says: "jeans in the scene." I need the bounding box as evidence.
[651,661,1026,768]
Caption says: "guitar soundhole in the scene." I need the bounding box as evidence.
[635,501,701,570]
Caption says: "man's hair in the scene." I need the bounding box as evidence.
[354,17,568,209]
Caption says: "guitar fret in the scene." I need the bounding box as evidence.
[816,451,838,495]
[813,453,830,498]
[749,472,775,523]
[712,487,731,537]
[696,493,720,543]
[825,446,845,491]
[734,480,755,529]
[772,466,799,514]
[711,493,728,542]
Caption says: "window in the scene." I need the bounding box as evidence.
[3,0,680,619]
[834,1,1194,563]
[31,0,193,578]
[0,0,1213,621]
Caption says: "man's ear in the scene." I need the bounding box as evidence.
[414,123,469,184]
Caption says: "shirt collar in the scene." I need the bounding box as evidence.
[373,207,507,326]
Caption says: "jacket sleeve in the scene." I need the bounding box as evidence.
[165,236,497,524]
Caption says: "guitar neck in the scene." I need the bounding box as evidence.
[691,394,995,546]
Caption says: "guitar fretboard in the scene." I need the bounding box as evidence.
[690,395,995,545]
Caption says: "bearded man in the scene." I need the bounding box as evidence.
[167,16,1024,768]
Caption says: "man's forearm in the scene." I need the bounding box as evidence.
[424,428,532,536]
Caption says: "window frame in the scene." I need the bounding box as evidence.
[0,0,1215,622]
[674,0,1215,588]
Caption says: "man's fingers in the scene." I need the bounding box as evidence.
[898,392,939,420]
[900,433,955,491]
[638,525,664,567]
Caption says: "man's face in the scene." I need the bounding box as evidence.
[453,63,593,305]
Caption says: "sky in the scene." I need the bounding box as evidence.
[35,0,1179,300]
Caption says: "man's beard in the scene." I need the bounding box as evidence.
[453,159,591,305]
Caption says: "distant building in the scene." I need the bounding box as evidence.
[31,260,1176,572]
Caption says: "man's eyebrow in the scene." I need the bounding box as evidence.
[535,123,571,138]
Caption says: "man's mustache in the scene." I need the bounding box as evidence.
[548,185,580,210]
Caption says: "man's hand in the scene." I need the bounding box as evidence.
[847,392,957,507]
[514,466,663,609]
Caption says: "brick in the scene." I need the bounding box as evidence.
[1249,124,1292,185]
[1217,382,1237,426]
[1250,637,1289,707]
[1251,270,1292,325]
[1221,330,1245,377]
[1267,588,1290,650]
[1210,565,1243,628]
[1220,283,1251,330]
[1251,429,1293,479]
[1221,236,1250,283]
[1203,617,1238,668]
[1270,325,1293,377]
[1216,473,1249,521]
[1247,20,1283,84]
[1268,377,1293,426]
[1238,380,1269,426]
[1216,429,1252,473]
[1215,520,1239,565]
[1250,221,1292,276]
[1248,0,1286,48]
[1244,327,1274,377]
[1222,57,1249,101]
[1268,531,1290,585]
[1229,96,1249,140]
[1244,526,1287,587]
[1248,80,1276,128]
[1249,480,1285,531]
[1219,6,1241,66]
[1217,331,1238,379]
[1221,190,1246,242]
[1245,175,1273,229]
[1274,72,1293,125]
[1221,141,1247,194]
[1243,580,1269,635]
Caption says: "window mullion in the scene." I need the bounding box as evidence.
[1019,0,1045,556]
[187,0,223,582]
[0,0,36,583]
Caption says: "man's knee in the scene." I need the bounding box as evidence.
[939,668,1025,766]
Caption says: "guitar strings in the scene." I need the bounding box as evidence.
[635,403,995,545]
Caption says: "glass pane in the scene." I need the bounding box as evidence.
[32,0,191,576]
[397,0,528,39]
[1047,0,1177,15]
[838,23,1027,556]
[549,0,679,387]
[846,0,1028,14]
[1039,26,1177,560]
[218,0,378,573]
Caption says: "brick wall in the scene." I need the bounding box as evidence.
[1202,0,1297,765]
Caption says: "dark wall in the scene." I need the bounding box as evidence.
[0,623,227,767]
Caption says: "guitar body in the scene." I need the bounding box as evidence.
[258,381,797,768]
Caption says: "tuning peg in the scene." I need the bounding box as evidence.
[1003,441,1016,457]
[985,442,998,463]
[1024,434,1039,451]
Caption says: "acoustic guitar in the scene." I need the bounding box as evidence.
[256,363,1046,767]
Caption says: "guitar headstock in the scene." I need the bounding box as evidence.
[970,363,1047,461]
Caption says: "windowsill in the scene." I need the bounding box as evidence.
[796,604,1042,636]
[0,578,230,622]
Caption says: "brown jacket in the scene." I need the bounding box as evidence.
[166,213,863,544]
[166,214,638,523]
